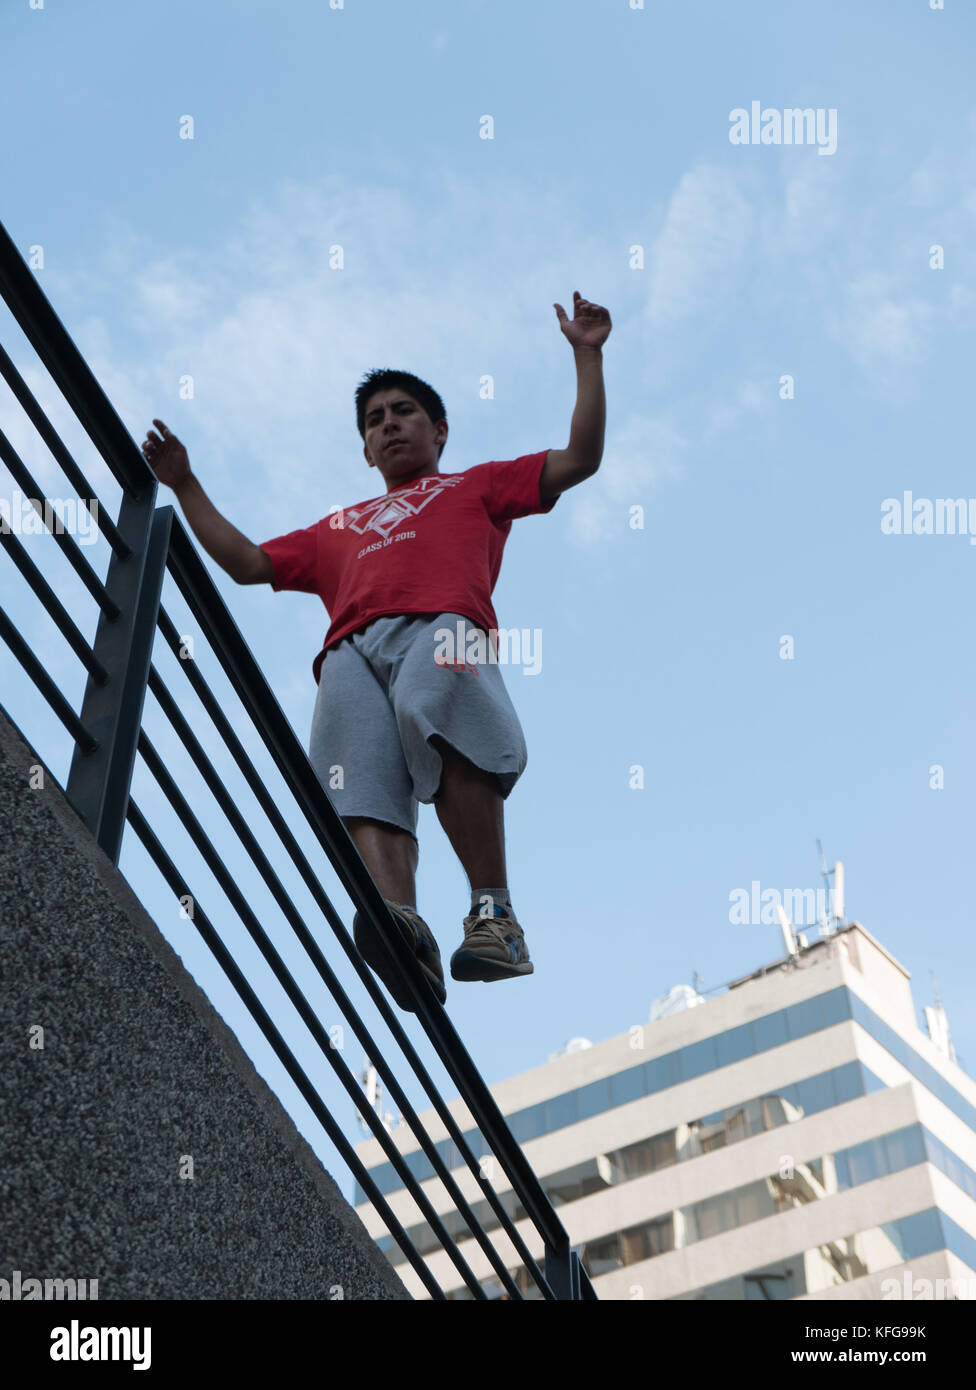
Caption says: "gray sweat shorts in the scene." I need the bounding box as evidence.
[307,612,529,840]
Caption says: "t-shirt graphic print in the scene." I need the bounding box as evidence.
[259,450,557,684]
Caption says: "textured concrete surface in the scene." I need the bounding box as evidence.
[0,703,408,1300]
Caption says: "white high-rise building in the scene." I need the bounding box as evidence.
[353,922,976,1300]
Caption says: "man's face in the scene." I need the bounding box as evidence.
[362,388,448,490]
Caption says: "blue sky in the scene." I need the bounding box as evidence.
[3,0,975,1212]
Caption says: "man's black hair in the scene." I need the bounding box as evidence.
[355,368,448,462]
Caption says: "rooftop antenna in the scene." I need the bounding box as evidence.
[775,902,800,962]
[924,972,957,1064]
[356,1056,395,1134]
[930,970,942,1010]
[816,840,845,937]
[356,1057,380,1133]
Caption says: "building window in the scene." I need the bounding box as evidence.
[580,1234,623,1277]
[744,1270,795,1300]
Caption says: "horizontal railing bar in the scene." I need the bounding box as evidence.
[386,1205,600,1299]
[0,610,98,753]
[0,529,108,684]
[144,662,523,1299]
[0,339,127,556]
[163,514,574,1263]
[384,1190,532,1267]
[153,596,554,1298]
[134,727,488,1300]
[0,424,119,617]
[0,219,152,502]
[124,796,447,1302]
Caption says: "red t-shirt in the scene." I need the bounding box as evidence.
[259,450,557,683]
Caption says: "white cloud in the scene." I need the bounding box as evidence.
[702,379,767,441]
[646,165,753,326]
[825,272,934,382]
[906,111,976,210]
[762,154,844,258]
[135,264,214,322]
[566,492,615,550]
[564,413,688,549]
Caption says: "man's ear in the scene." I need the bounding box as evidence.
[364,444,375,468]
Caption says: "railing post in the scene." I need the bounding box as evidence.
[546,1246,597,1300]
[66,500,168,864]
[545,1242,582,1300]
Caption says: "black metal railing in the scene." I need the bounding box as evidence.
[0,217,596,1301]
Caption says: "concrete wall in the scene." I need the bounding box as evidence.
[0,704,408,1300]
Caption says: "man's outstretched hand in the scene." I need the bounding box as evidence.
[553,290,612,351]
[141,419,191,489]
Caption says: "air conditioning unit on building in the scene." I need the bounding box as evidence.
[548,1037,594,1061]
[650,983,705,1022]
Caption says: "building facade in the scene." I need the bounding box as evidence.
[353,923,976,1299]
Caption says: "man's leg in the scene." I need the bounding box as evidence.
[429,734,507,890]
[311,628,421,910]
[344,815,446,1010]
[344,816,418,908]
[430,734,532,981]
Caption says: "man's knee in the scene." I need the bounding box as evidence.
[343,815,418,849]
[430,743,505,805]
[430,736,470,798]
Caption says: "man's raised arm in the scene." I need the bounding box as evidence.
[540,290,611,504]
[141,419,273,585]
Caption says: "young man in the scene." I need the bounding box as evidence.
[141,290,611,1012]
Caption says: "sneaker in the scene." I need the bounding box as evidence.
[353,901,447,1011]
[450,909,534,983]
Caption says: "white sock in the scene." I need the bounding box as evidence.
[471,888,512,918]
